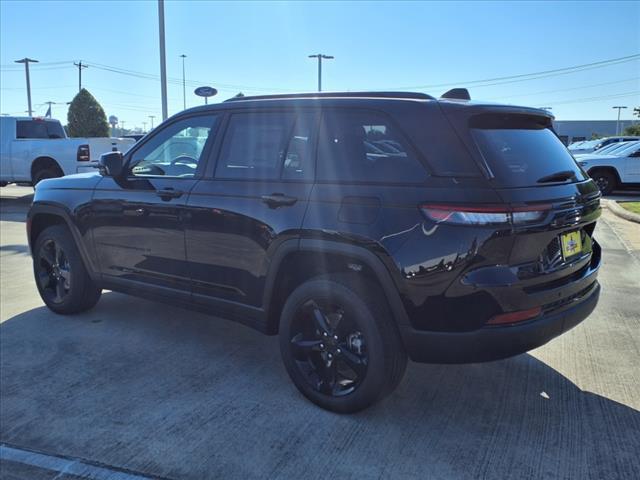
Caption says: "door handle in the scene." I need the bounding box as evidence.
[156,188,184,199]
[261,193,297,208]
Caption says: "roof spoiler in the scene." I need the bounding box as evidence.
[441,88,471,100]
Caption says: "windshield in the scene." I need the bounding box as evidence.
[595,142,629,155]
[612,141,640,156]
[471,115,587,187]
[570,139,600,150]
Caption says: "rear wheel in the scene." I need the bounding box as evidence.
[33,225,101,314]
[33,167,62,186]
[591,169,617,195]
[279,274,407,413]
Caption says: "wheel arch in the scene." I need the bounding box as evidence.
[263,239,410,335]
[31,156,64,183]
[587,166,621,184]
[28,204,100,281]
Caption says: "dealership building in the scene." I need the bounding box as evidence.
[553,119,639,145]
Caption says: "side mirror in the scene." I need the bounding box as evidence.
[99,151,124,177]
[630,150,640,158]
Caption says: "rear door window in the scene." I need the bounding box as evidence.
[317,110,427,183]
[470,114,587,187]
[216,111,316,181]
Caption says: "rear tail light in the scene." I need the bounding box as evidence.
[77,144,90,162]
[420,203,550,226]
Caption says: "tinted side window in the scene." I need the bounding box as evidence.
[282,113,316,180]
[216,112,296,180]
[130,114,218,178]
[317,111,427,183]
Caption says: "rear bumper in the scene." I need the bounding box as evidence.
[400,281,600,364]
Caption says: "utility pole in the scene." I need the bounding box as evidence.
[158,0,168,120]
[180,54,187,110]
[73,61,88,92]
[142,121,147,132]
[43,101,56,117]
[612,106,627,135]
[120,120,126,135]
[308,53,334,92]
[149,115,155,129]
[14,58,38,116]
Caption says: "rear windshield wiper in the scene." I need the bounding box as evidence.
[537,170,577,184]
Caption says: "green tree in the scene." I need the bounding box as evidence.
[67,88,109,137]
[623,124,640,136]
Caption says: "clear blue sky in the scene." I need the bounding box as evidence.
[1,0,639,130]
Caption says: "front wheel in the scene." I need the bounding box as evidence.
[591,170,617,195]
[279,274,407,413]
[33,225,102,314]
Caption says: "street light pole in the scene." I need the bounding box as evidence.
[612,106,627,135]
[308,53,334,92]
[158,0,168,121]
[180,54,187,110]
[14,58,38,116]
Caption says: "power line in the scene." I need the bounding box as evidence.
[540,91,640,106]
[381,53,640,90]
[494,77,640,100]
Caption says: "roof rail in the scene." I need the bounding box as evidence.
[224,91,435,102]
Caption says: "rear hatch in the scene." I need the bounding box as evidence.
[440,102,601,285]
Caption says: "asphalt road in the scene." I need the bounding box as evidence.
[1,185,639,480]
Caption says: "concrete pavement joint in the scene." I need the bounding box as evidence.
[0,444,173,480]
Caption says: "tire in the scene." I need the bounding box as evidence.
[33,167,61,186]
[33,224,101,314]
[279,274,407,413]
[591,170,617,195]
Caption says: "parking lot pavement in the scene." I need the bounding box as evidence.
[1,184,639,480]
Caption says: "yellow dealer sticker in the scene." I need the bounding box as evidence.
[561,230,582,260]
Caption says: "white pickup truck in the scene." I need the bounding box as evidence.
[0,116,134,186]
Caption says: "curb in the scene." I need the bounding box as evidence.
[602,199,640,224]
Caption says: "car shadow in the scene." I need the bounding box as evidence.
[0,192,32,223]
[0,244,30,256]
[1,292,638,480]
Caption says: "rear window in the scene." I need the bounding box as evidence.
[470,114,587,187]
[16,120,65,139]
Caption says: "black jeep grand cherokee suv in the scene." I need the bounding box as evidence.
[28,91,601,413]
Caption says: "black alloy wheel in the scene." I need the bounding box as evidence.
[36,238,71,304]
[593,171,616,195]
[279,275,407,413]
[289,299,368,397]
[32,224,102,314]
